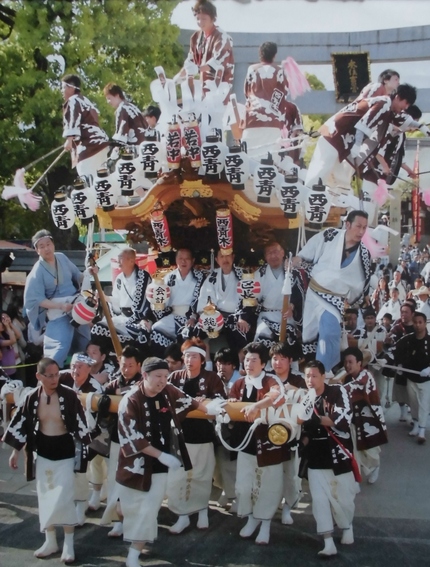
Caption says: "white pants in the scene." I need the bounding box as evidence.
[305,137,354,189]
[308,468,356,534]
[407,379,430,429]
[235,452,283,520]
[242,127,281,159]
[76,147,109,177]
[213,445,237,499]
[100,441,121,525]
[282,454,301,508]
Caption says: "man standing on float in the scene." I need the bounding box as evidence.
[289,210,371,375]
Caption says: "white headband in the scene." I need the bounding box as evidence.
[184,346,206,357]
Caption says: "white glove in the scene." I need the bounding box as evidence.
[419,124,430,137]
[375,357,387,367]
[420,367,430,378]
[158,452,181,470]
[205,398,227,416]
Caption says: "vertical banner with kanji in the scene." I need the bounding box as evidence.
[412,141,421,243]
[331,52,370,103]
[216,208,234,255]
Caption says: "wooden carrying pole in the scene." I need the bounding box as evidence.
[88,255,123,359]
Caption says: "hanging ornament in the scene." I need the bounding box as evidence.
[139,130,162,179]
[277,171,304,219]
[150,209,172,252]
[215,208,234,255]
[198,299,224,338]
[304,178,332,224]
[145,277,171,310]
[70,176,96,225]
[166,115,182,170]
[93,166,119,211]
[224,142,250,190]
[237,272,261,307]
[182,113,202,168]
[71,294,97,327]
[114,148,140,196]
[201,132,228,180]
[253,153,280,204]
[51,186,75,230]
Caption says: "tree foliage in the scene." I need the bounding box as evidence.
[0,0,182,246]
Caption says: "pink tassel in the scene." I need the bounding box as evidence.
[422,188,430,206]
[362,228,388,259]
[373,179,389,207]
[1,168,42,211]
[282,57,311,100]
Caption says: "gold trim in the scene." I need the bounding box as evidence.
[180,179,213,198]
[230,195,261,223]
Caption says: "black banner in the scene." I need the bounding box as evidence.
[332,52,370,103]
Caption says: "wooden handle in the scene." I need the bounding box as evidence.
[279,294,290,343]
[89,255,123,359]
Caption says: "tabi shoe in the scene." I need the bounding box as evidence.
[317,537,337,557]
[409,420,419,436]
[399,405,408,422]
[341,525,354,545]
[88,489,101,511]
[75,502,87,526]
[255,520,271,545]
[61,533,75,564]
[108,522,123,538]
[197,508,209,530]
[100,481,108,502]
[418,428,426,445]
[367,466,380,484]
[229,499,238,514]
[239,515,261,538]
[126,547,141,567]
[169,515,190,534]
[34,531,59,558]
[281,503,294,525]
[217,492,229,508]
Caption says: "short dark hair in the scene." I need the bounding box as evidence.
[343,346,363,363]
[345,210,368,224]
[87,340,109,356]
[103,82,125,99]
[62,74,81,90]
[214,347,239,368]
[37,357,59,375]
[164,343,183,362]
[243,341,269,364]
[269,342,294,359]
[382,313,393,321]
[407,105,422,120]
[121,345,142,364]
[345,308,359,316]
[192,0,217,19]
[144,105,161,121]
[393,84,417,106]
[259,42,277,63]
[414,311,427,323]
[304,359,326,375]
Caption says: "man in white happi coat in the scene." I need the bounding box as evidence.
[197,250,253,355]
[149,249,204,357]
[388,270,408,302]
[290,210,371,374]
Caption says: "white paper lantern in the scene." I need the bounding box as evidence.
[113,150,140,196]
[146,277,171,310]
[304,179,332,224]
[277,172,304,218]
[201,134,228,180]
[253,154,279,204]
[225,143,250,190]
[93,167,119,211]
[71,177,96,225]
[139,130,162,179]
[51,187,75,230]
[198,301,224,338]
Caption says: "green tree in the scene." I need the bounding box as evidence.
[302,73,330,167]
[0,0,182,246]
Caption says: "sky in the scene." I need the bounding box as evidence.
[171,0,430,90]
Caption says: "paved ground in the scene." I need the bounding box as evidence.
[1,404,429,567]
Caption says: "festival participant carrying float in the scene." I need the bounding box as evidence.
[116,357,220,567]
[24,230,95,368]
[61,74,110,176]
[103,82,148,147]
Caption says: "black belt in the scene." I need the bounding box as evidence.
[121,307,133,317]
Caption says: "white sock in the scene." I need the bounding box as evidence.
[341,525,354,545]
[88,489,101,510]
[318,536,337,556]
[229,499,238,514]
[34,529,59,558]
[100,480,108,501]
[239,515,261,538]
[75,501,87,526]
[409,420,419,436]
[197,508,209,529]
[126,546,141,567]
[281,503,293,525]
[169,515,190,534]
[255,519,271,544]
[108,522,123,537]
[61,532,75,563]
[419,427,426,438]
